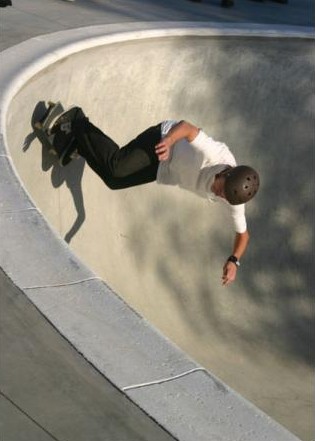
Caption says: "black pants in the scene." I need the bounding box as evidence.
[73,111,162,190]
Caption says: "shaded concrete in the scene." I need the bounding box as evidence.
[0,268,176,441]
[2,24,313,440]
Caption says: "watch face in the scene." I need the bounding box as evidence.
[228,256,240,266]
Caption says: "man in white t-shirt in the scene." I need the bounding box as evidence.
[155,120,259,286]
[46,108,260,286]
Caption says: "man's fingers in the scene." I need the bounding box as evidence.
[155,143,165,152]
[155,143,169,161]
[222,277,232,287]
[221,263,236,286]
[155,143,167,152]
[156,150,167,160]
[155,147,166,155]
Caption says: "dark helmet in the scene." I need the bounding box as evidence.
[224,165,260,205]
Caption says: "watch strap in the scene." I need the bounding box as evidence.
[227,255,240,267]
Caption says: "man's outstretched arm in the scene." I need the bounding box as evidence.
[222,230,250,286]
[155,120,199,161]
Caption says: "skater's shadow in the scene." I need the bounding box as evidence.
[24,101,86,244]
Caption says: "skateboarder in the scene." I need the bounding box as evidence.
[38,105,260,286]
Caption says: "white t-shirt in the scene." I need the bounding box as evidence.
[156,120,247,233]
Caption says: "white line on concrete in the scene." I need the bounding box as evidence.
[0,208,38,213]
[122,367,208,391]
[23,276,102,290]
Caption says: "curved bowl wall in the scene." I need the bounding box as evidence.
[0,23,313,440]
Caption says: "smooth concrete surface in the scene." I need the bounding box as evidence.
[0,22,313,440]
[0,0,313,52]
[0,268,176,441]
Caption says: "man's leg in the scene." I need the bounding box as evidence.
[73,113,161,189]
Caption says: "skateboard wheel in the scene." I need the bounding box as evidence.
[34,122,42,129]
[48,101,56,107]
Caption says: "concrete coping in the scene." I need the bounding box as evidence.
[1,22,310,440]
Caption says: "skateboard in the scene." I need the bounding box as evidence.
[33,101,65,156]
[33,101,78,166]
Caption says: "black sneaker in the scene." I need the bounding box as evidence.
[0,0,12,7]
[49,106,83,166]
[221,0,234,7]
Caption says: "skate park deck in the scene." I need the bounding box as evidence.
[0,3,314,441]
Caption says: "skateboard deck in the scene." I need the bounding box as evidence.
[33,101,64,155]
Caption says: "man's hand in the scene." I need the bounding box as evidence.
[155,121,199,161]
[155,137,173,161]
[222,231,249,286]
[222,261,238,286]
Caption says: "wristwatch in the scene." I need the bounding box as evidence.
[227,255,240,267]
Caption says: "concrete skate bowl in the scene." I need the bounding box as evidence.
[0,23,313,440]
